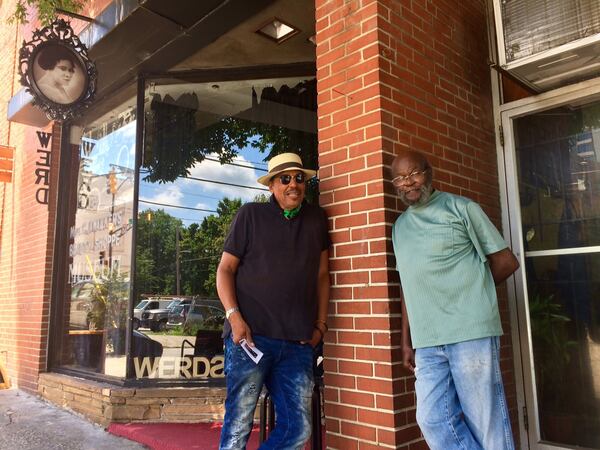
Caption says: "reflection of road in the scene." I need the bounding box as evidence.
[143,332,196,356]
[143,332,225,359]
[104,356,126,377]
[103,333,194,377]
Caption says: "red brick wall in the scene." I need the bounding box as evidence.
[0,0,108,392]
[0,1,52,393]
[0,125,60,393]
[0,86,60,394]
[316,0,516,448]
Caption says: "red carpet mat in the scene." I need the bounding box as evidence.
[108,422,260,450]
[108,422,323,449]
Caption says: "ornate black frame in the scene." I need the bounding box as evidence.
[19,18,97,122]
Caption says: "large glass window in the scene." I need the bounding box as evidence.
[57,73,318,381]
[132,76,317,380]
[60,101,137,376]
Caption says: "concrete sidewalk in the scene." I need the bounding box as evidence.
[0,388,147,450]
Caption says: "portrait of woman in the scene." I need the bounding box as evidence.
[33,44,86,105]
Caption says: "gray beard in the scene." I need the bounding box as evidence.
[398,182,433,207]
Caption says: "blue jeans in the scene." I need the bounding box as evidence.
[414,336,515,450]
[219,335,314,450]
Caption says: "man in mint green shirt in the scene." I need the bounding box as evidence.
[391,150,519,450]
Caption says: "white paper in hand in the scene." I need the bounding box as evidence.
[240,339,263,364]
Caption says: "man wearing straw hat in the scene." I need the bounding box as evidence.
[217,152,330,450]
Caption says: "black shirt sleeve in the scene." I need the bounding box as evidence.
[222,204,250,259]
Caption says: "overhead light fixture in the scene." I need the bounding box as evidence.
[256,17,300,44]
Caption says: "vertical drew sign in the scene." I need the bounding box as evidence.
[35,131,52,205]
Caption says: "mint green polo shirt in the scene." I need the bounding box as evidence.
[392,190,507,348]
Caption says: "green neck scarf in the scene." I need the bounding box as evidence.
[283,204,302,220]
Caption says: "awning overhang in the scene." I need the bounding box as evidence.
[8,0,277,127]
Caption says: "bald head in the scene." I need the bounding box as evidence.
[392,150,430,175]
[391,150,433,206]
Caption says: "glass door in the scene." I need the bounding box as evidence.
[503,87,600,449]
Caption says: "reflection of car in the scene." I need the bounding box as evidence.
[133,298,172,330]
[167,303,191,328]
[183,299,225,333]
[166,298,191,310]
[142,298,192,332]
[143,307,171,332]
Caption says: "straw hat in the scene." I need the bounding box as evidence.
[257,153,316,186]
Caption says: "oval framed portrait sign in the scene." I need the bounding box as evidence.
[19,19,97,121]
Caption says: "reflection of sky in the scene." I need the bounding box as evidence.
[83,121,272,225]
[139,145,269,224]
[83,121,136,176]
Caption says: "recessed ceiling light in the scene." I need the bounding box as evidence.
[256,17,300,44]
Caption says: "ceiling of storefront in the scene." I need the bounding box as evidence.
[171,0,316,70]
[87,0,315,87]
[79,0,315,129]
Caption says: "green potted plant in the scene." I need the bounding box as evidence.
[86,272,129,355]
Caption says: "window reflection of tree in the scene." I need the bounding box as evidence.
[143,79,318,201]
[135,199,243,298]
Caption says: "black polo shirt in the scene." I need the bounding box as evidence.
[222,195,330,341]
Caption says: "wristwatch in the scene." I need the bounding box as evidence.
[225,307,239,320]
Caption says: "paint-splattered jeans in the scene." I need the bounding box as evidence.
[219,335,314,450]
[414,336,515,450]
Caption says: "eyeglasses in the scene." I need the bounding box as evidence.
[277,173,306,185]
[392,169,428,186]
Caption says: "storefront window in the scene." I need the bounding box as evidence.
[61,102,137,376]
[133,76,317,380]
[57,73,317,381]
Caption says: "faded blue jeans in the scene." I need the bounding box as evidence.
[414,336,515,450]
[219,335,314,450]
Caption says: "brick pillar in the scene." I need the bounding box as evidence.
[316,1,415,448]
[316,0,516,448]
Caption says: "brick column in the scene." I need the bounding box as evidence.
[316,1,415,448]
[316,0,515,448]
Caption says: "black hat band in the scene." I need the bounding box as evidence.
[269,161,304,173]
